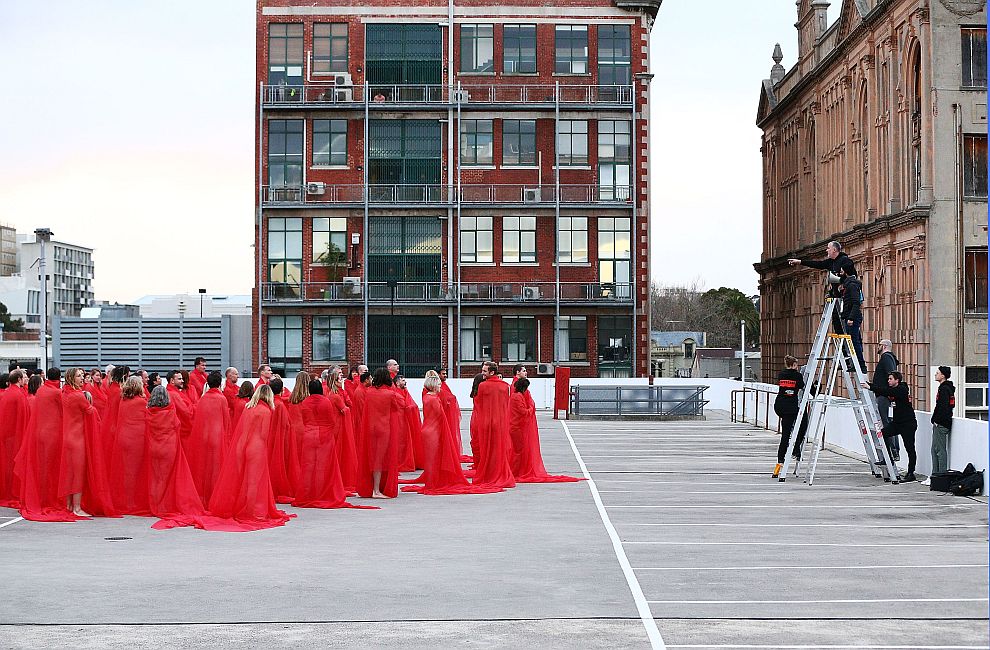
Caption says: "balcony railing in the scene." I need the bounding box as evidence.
[260,281,633,304]
[262,184,633,206]
[261,83,634,107]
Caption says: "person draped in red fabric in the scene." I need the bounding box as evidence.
[231,380,254,431]
[267,377,297,503]
[344,364,367,401]
[187,357,209,405]
[101,365,127,465]
[222,367,240,414]
[350,371,371,446]
[509,378,583,483]
[286,372,310,493]
[107,377,151,515]
[25,374,42,410]
[145,385,205,528]
[165,370,194,443]
[425,368,468,463]
[86,368,109,419]
[357,368,404,499]
[470,361,516,490]
[58,367,117,518]
[395,375,424,471]
[0,370,30,508]
[326,368,359,493]
[185,370,232,504]
[256,363,291,399]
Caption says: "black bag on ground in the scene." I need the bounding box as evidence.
[948,463,984,497]
[930,470,964,492]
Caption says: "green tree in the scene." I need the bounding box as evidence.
[0,301,24,333]
[699,287,759,348]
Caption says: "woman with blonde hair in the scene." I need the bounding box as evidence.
[58,367,117,518]
[107,376,151,514]
[325,367,359,491]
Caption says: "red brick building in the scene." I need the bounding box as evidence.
[254,0,660,378]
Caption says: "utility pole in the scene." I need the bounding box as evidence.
[35,228,53,372]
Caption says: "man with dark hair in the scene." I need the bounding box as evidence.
[471,360,514,489]
[256,364,274,385]
[46,367,62,382]
[188,357,209,403]
[166,370,194,440]
[837,262,866,370]
[0,369,29,507]
[511,363,528,389]
[206,370,223,390]
[924,366,955,485]
[862,371,918,482]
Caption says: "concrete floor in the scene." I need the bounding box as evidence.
[1,413,986,649]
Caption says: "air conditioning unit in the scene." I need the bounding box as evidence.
[522,286,540,300]
[453,89,470,103]
[306,182,326,195]
[523,188,541,203]
[342,276,362,295]
[333,72,353,87]
[334,87,354,102]
[537,363,555,376]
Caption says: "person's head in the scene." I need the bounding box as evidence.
[350,365,362,380]
[248,384,275,409]
[179,370,190,389]
[515,377,530,393]
[424,371,440,393]
[0,374,8,390]
[936,366,951,382]
[308,379,324,396]
[27,374,43,395]
[512,364,527,379]
[385,359,399,375]
[166,370,184,388]
[90,368,103,385]
[46,367,61,382]
[784,354,798,370]
[327,367,343,393]
[888,371,902,387]
[838,259,856,278]
[826,241,842,259]
[8,369,26,387]
[64,367,84,389]
[269,377,283,396]
[139,369,149,382]
[194,357,207,372]
[439,368,448,382]
[207,370,222,389]
[148,384,170,408]
[482,361,498,377]
[225,367,239,384]
[360,371,372,386]
[372,367,392,387]
[878,339,892,355]
[258,364,273,380]
[148,372,161,388]
[394,374,407,390]
[290,371,311,404]
[110,365,126,384]
[83,371,92,384]
[122,376,145,399]
[237,380,255,399]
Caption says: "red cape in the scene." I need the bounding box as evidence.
[185,388,231,504]
[148,405,206,527]
[102,382,123,463]
[187,369,208,404]
[167,384,195,443]
[470,377,515,489]
[108,395,152,515]
[357,386,403,498]
[508,390,582,483]
[0,386,29,508]
[222,380,240,414]
[15,381,75,520]
[58,387,118,517]
[268,396,298,503]
[328,391,359,493]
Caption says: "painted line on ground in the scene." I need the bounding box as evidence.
[647,598,989,604]
[623,541,978,547]
[559,419,666,650]
[633,564,989,571]
[664,645,990,649]
[0,517,24,530]
[605,504,972,509]
[626,523,987,529]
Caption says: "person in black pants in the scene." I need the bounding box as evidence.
[837,263,866,370]
[773,355,805,478]
[872,340,900,461]
[862,371,918,481]
[787,240,857,334]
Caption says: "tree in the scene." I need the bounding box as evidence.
[650,282,758,349]
[0,301,24,333]
[699,287,759,349]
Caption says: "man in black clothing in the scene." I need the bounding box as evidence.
[926,366,956,483]
[862,371,918,481]
[788,241,857,333]
[838,263,866,369]
[772,355,805,478]
[872,339,900,461]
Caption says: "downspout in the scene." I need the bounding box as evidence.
[631,77,638,377]
[257,82,265,371]
[456,80,463,377]
[363,24,370,363]
[952,103,964,368]
[446,0,455,374]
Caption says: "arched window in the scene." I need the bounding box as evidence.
[910,47,923,203]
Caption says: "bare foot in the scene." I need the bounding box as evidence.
[72,509,92,517]
[371,492,389,499]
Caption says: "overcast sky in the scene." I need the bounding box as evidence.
[0,1,809,303]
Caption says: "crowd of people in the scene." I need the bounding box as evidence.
[0,357,580,532]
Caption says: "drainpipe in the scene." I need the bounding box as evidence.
[257,82,265,371]
[447,0,455,374]
[952,103,964,369]
[363,25,370,363]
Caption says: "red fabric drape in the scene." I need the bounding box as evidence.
[470,377,516,489]
[268,395,298,503]
[15,381,76,520]
[185,388,232,504]
[148,405,206,528]
[328,391,359,493]
[107,396,151,515]
[89,381,109,420]
[0,387,29,508]
[357,386,403,498]
[222,380,240,414]
[58,387,118,517]
[102,382,123,463]
[187,369,208,404]
[508,390,582,483]
[167,384,194,443]
[231,397,249,433]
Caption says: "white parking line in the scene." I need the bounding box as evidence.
[606,504,970,509]
[665,645,989,649]
[648,597,989,604]
[624,541,977,547]
[626,523,987,529]
[0,517,24,530]
[634,564,989,571]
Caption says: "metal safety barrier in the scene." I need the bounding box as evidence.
[569,384,709,417]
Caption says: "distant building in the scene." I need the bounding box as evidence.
[691,348,761,382]
[0,225,16,277]
[650,330,705,378]
[0,329,47,372]
[0,274,41,328]
[16,235,95,324]
[133,294,252,319]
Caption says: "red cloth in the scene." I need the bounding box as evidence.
[58,387,118,517]
[222,380,240,414]
[399,387,424,470]
[425,383,469,463]
[185,388,231,504]
[0,386,29,508]
[89,382,109,420]
[188,369,208,404]
[470,376,516,489]
[293,395,372,509]
[102,382,123,463]
[357,386,403,498]
[147,405,206,528]
[14,381,76,520]
[268,395,298,503]
[231,397,249,432]
[107,396,151,515]
[328,391,359,493]
[508,390,582,483]
[167,384,194,443]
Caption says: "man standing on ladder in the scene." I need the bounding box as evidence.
[787,241,856,335]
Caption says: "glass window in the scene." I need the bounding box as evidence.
[461,120,494,165]
[503,24,537,73]
[502,316,537,362]
[502,216,537,263]
[268,23,304,85]
[313,316,347,361]
[554,25,588,74]
[460,216,494,263]
[267,315,303,376]
[502,120,537,166]
[598,315,631,370]
[460,316,493,361]
[962,27,987,88]
[964,134,987,198]
[558,216,588,263]
[313,218,348,264]
[598,120,632,200]
[558,120,588,166]
[598,216,631,296]
[267,119,304,190]
[313,119,347,166]
[555,316,588,362]
[268,217,303,285]
[965,249,988,313]
[460,24,495,73]
[597,25,631,87]
[313,23,349,74]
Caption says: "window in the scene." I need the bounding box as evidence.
[502,216,537,263]
[503,24,537,73]
[962,27,987,88]
[460,316,493,361]
[460,24,494,73]
[598,217,631,297]
[368,217,442,282]
[313,316,347,361]
[683,340,695,359]
[965,366,988,421]
[598,315,632,377]
[558,216,588,263]
[460,217,494,263]
[313,119,347,166]
[964,135,987,198]
[555,25,588,74]
[557,120,588,166]
[366,24,443,85]
[268,23,304,86]
[313,218,347,265]
[268,217,303,286]
[598,120,632,200]
[597,25,631,87]
[267,315,303,377]
[556,316,588,362]
[313,23,349,73]
[502,120,537,166]
[502,316,537,362]
[965,248,988,313]
[461,120,494,165]
[267,119,304,190]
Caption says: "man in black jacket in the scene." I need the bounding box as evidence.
[925,366,956,484]
[872,339,900,461]
[788,241,857,333]
[862,371,918,481]
[838,263,866,370]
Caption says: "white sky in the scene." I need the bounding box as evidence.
[0,1,812,303]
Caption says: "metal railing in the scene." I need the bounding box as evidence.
[730,386,780,431]
[259,281,634,304]
[569,384,710,417]
[261,83,634,107]
[262,184,633,206]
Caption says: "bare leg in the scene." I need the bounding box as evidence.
[69,493,91,517]
[371,471,387,498]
